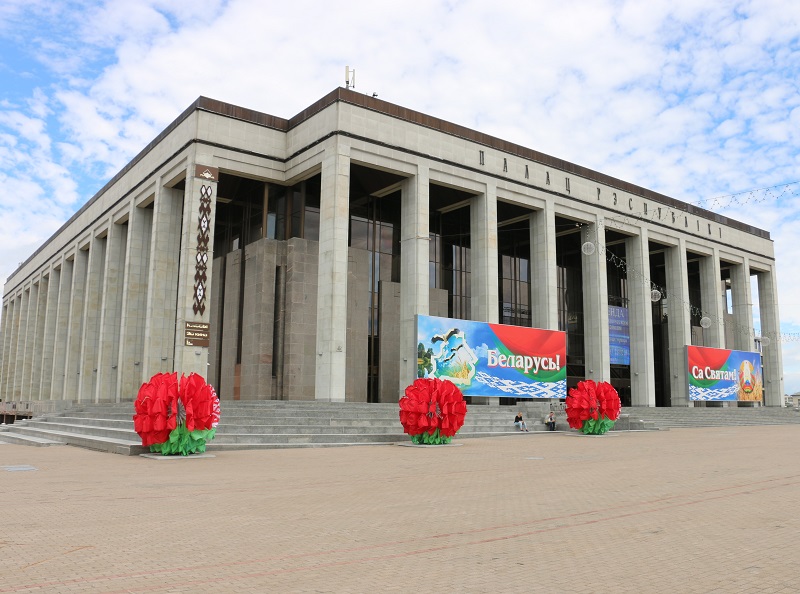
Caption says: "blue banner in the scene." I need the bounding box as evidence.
[416,315,567,399]
[608,306,630,365]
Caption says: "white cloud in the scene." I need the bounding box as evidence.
[1,0,798,390]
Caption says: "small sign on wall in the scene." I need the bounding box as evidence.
[185,321,210,347]
[194,165,218,181]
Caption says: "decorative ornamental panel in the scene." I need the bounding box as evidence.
[193,184,212,316]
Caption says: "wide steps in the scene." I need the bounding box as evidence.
[9,400,798,455]
[0,425,65,447]
[1,400,559,454]
[2,421,145,455]
[41,415,546,433]
[621,406,800,429]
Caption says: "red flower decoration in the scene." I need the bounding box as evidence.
[133,372,179,447]
[210,386,220,428]
[596,381,621,421]
[566,380,621,434]
[179,372,220,432]
[399,378,467,441]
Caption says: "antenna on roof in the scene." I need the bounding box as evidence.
[345,66,355,89]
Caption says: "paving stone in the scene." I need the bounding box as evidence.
[1,425,798,592]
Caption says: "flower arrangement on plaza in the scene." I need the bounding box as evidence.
[133,372,221,455]
[565,380,621,435]
[399,377,467,445]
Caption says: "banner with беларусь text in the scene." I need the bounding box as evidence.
[416,315,566,399]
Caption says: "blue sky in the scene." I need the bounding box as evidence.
[1,0,799,393]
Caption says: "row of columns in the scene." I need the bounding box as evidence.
[0,161,216,403]
[0,145,784,406]
[313,141,782,405]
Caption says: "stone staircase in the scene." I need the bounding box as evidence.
[621,405,800,429]
[3,400,797,456]
[0,400,571,454]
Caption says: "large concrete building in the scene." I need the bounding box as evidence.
[0,89,784,407]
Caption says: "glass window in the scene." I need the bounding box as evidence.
[502,278,512,300]
[380,225,394,253]
[379,254,393,283]
[496,221,531,327]
[304,208,320,242]
[290,189,303,238]
[268,186,287,240]
[350,218,369,250]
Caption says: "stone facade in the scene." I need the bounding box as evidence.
[0,89,785,406]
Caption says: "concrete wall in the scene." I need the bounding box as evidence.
[283,238,319,400]
[346,249,370,402]
[209,239,373,402]
[379,281,401,403]
[220,249,242,400]
[240,238,281,400]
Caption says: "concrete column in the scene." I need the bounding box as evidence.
[20,284,36,400]
[756,267,783,406]
[626,229,655,406]
[470,181,499,323]
[143,184,183,378]
[14,290,30,400]
[399,165,430,395]
[699,249,725,348]
[582,219,610,382]
[29,276,50,400]
[97,222,127,401]
[78,237,106,402]
[314,144,350,402]
[173,166,218,376]
[530,204,558,330]
[1,298,16,402]
[6,296,19,401]
[64,249,88,401]
[665,239,691,406]
[118,204,153,401]
[219,249,242,400]
[40,268,60,400]
[51,258,73,400]
[471,183,500,405]
[10,298,23,401]
[0,301,8,401]
[730,257,755,352]
[78,239,105,401]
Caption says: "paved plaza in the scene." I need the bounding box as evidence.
[2,425,799,593]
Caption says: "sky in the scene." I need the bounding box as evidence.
[1,0,799,392]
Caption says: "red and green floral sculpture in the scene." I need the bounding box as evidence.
[399,377,467,445]
[566,380,621,435]
[133,372,221,455]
